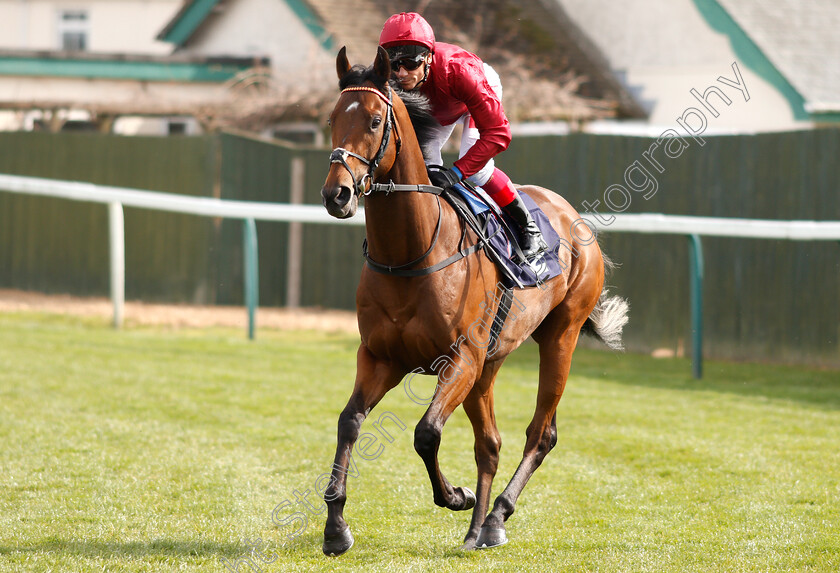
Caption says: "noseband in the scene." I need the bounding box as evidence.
[329,85,401,197]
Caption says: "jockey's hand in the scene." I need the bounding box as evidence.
[428,166,463,190]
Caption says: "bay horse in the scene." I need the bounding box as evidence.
[319,47,628,555]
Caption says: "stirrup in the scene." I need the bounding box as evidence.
[520,229,548,261]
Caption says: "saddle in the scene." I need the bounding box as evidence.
[362,178,564,290]
[442,180,564,289]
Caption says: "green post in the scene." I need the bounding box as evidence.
[687,234,704,379]
[243,218,259,340]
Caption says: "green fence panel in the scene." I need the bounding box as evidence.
[218,132,293,306]
[0,132,218,302]
[1,128,837,366]
[495,129,840,366]
[216,132,365,311]
[298,145,365,310]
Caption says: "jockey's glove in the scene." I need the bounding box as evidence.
[428,166,463,190]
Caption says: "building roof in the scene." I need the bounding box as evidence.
[156,0,647,122]
[0,50,266,82]
[158,0,333,50]
[157,0,222,47]
[304,0,384,62]
[0,49,279,128]
[528,0,648,118]
[714,0,840,115]
[308,0,646,121]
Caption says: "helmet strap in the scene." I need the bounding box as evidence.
[418,52,432,88]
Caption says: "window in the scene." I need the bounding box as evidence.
[58,10,89,52]
[168,122,187,135]
[61,120,97,132]
[270,123,324,146]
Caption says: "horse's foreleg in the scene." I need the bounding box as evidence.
[322,344,403,556]
[460,361,503,550]
[476,328,578,549]
[414,357,477,513]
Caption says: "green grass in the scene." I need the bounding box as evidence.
[0,312,838,572]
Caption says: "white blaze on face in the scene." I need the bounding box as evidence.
[345,102,360,113]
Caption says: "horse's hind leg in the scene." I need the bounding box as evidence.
[413,356,478,513]
[476,320,580,548]
[460,361,503,550]
[322,344,404,556]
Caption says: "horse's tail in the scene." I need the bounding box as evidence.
[581,252,629,351]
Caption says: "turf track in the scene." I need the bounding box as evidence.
[0,312,838,572]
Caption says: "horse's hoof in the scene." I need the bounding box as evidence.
[459,538,477,551]
[459,487,476,511]
[322,527,354,556]
[476,527,508,549]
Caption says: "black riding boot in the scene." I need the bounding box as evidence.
[501,194,549,261]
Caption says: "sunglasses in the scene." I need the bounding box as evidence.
[389,54,426,72]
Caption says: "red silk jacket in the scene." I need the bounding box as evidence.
[419,42,512,178]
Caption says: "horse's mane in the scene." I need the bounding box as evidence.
[339,64,438,158]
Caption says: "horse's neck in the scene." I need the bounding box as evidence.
[363,157,443,268]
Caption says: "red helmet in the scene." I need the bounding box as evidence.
[379,12,435,52]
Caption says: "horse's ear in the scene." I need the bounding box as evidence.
[374,46,390,81]
[336,46,351,80]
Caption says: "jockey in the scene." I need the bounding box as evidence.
[379,12,548,261]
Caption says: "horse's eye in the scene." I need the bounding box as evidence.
[327,118,332,127]
[371,116,382,129]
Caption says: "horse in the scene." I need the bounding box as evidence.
[318,46,628,555]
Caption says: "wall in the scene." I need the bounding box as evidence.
[495,129,840,365]
[217,132,366,309]
[0,131,218,301]
[182,0,334,89]
[0,0,179,54]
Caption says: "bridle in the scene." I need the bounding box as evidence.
[329,85,401,197]
[326,83,487,278]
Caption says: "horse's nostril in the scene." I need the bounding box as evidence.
[321,185,353,210]
[336,186,352,206]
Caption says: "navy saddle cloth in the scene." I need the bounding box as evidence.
[449,182,565,289]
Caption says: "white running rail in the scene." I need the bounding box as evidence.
[2,173,839,351]
[4,173,839,238]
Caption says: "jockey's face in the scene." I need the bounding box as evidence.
[390,51,431,91]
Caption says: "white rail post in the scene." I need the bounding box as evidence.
[285,157,305,308]
[108,202,125,329]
